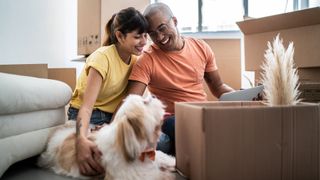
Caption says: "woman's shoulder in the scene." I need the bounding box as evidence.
[94,45,115,55]
[88,45,116,60]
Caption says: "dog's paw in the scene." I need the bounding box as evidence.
[155,150,176,172]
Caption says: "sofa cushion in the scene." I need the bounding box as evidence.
[0,108,66,139]
[0,127,58,177]
[0,73,72,115]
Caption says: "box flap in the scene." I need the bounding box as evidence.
[0,64,48,78]
[48,68,76,90]
[237,7,320,34]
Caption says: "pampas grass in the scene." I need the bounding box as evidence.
[260,34,300,106]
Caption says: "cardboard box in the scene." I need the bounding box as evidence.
[299,67,320,82]
[0,64,76,91]
[204,39,241,101]
[253,68,320,102]
[48,68,76,91]
[0,64,48,78]
[175,101,320,180]
[78,0,101,55]
[299,81,320,102]
[254,67,320,85]
[237,7,320,71]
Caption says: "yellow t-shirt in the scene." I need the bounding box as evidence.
[70,45,136,113]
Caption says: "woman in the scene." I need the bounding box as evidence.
[68,7,148,176]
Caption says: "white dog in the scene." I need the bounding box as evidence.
[38,94,175,180]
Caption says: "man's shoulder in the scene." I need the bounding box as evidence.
[184,36,206,47]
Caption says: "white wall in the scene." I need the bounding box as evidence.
[0,0,79,68]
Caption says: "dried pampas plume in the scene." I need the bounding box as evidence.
[261,34,300,106]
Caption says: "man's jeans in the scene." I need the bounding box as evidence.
[157,115,175,156]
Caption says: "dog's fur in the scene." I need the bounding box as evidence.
[38,95,175,180]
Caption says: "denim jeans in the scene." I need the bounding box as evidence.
[67,106,113,125]
[156,115,175,156]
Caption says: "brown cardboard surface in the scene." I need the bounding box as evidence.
[299,82,320,102]
[203,39,241,100]
[0,64,77,91]
[237,7,320,34]
[254,67,320,85]
[254,68,320,102]
[237,7,320,71]
[78,0,101,55]
[0,64,48,78]
[299,67,320,82]
[48,68,76,91]
[175,101,320,180]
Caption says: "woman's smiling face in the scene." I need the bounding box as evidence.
[121,30,148,56]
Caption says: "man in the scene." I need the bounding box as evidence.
[127,2,234,155]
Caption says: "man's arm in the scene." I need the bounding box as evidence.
[111,80,147,121]
[127,80,147,95]
[204,70,234,98]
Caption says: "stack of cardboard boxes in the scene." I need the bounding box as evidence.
[237,7,320,103]
[175,7,320,180]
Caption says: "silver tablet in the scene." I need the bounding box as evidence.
[219,85,264,101]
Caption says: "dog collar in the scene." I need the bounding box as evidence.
[139,150,156,162]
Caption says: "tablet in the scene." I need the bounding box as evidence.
[219,85,264,101]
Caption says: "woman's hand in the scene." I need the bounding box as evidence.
[76,136,104,176]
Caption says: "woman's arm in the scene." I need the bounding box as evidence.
[76,67,105,176]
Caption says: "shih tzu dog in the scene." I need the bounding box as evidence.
[38,94,175,180]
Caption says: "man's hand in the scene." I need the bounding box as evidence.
[252,92,264,101]
[76,136,104,176]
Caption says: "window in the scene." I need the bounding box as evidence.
[202,0,243,32]
[151,0,320,33]
[151,0,199,33]
[246,0,320,18]
[247,0,294,18]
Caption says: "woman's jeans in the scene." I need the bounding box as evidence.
[157,115,175,156]
[67,106,113,125]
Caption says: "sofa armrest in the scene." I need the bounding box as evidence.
[0,73,72,115]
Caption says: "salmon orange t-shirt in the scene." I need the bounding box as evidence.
[129,37,218,114]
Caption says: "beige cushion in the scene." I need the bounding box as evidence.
[0,108,66,138]
[0,73,72,115]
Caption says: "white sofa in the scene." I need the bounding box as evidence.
[0,72,72,177]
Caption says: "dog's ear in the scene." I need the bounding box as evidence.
[116,115,147,162]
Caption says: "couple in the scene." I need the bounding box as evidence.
[68,2,234,176]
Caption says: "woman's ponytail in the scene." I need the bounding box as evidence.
[102,13,117,46]
[101,7,148,47]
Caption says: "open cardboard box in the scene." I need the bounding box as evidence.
[175,101,320,180]
[0,64,76,90]
[237,7,320,71]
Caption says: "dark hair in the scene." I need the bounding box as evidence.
[103,7,148,46]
